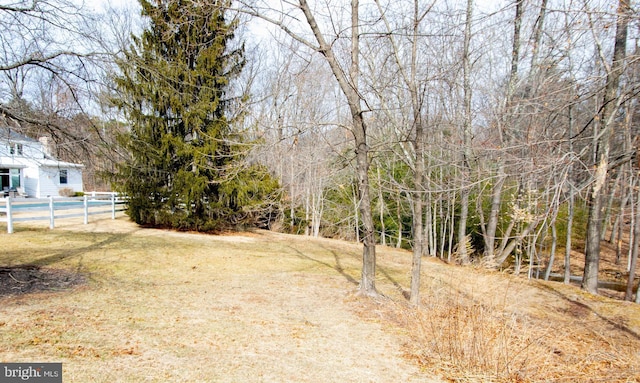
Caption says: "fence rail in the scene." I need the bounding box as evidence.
[0,192,126,234]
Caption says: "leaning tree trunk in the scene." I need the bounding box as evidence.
[582,0,629,294]
[297,0,377,295]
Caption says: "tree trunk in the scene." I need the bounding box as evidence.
[439,198,446,258]
[601,171,621,241]
[408,0,425,305]
[544,222,557,281]
[564,103,575,285]
[458,189,470,263]
[410,111,424,302]
[351,0,376,296]
[485,166,506,262]
[457,0,474,265]
[583,188,604,293]
[564,191,574,284]
[484,0,524,263]
[529,0,548,71]
[582,0,629,294]
[378,167,386,246]
[304,184,310,236]
[410,183,423,304]
[488,0,523,263]
[353,185,360,243]
[354,122,377,295]
[615,177,631,264]
[507,0,524,102]
[448,192,456,263]
[496,218,539,266]
[371,0,429,302]
[626,187,640,301]
[296,0,377,295]
[629,181,636,272]
[396,192,402,248]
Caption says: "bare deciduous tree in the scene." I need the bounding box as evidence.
[582,0,631,294]
[240,0,378,295]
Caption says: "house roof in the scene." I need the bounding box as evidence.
[0,157,84,169]
[0,125,84,171]
[0,162,27,168]
[38,159,84,168]
[0,126,39,143]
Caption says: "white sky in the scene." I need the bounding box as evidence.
[84,0,133,10]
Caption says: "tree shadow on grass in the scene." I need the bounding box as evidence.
[288,245,359,286]
[377,265,411,300]
[536,281,640,341]
[32,233,129,268]
[0,227,142,298]
[288,244,410,299]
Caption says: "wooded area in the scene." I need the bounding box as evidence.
[0,0,639,300]
[242,0,640,300]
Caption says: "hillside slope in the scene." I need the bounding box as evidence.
[1,216,639,382]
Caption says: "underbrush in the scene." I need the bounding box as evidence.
[379,283,640,382]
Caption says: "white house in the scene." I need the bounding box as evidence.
[0,126,84,198]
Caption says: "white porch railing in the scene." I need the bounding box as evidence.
[0,192,126,234]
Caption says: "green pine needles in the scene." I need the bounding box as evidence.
[113,0,280,232]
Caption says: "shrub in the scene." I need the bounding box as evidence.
[59,188,75,197]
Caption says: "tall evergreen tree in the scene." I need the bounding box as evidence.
[113,0,279,231]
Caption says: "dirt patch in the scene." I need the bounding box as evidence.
[0,266,86,297]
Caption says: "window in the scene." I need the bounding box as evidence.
[0,168,8,191]
[10,169,20,188]
[59,169,68,184]
[9,143,23,155]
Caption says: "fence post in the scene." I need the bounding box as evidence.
[49,196,55,229]
[111,193,116,219]
[6,197,13,234]
[84,195,89,225]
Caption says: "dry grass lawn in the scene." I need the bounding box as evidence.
[1,215,639,382]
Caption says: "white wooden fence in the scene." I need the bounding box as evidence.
[0,192,126,234]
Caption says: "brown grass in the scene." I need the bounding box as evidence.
[355,258,640,382]
[1,216,639,382]
[0,216,434,382]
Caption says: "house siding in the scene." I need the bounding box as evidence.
[1,127,84,197]
[34,167,83,198]
[38,168,59,198]
[23,167,40,197]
